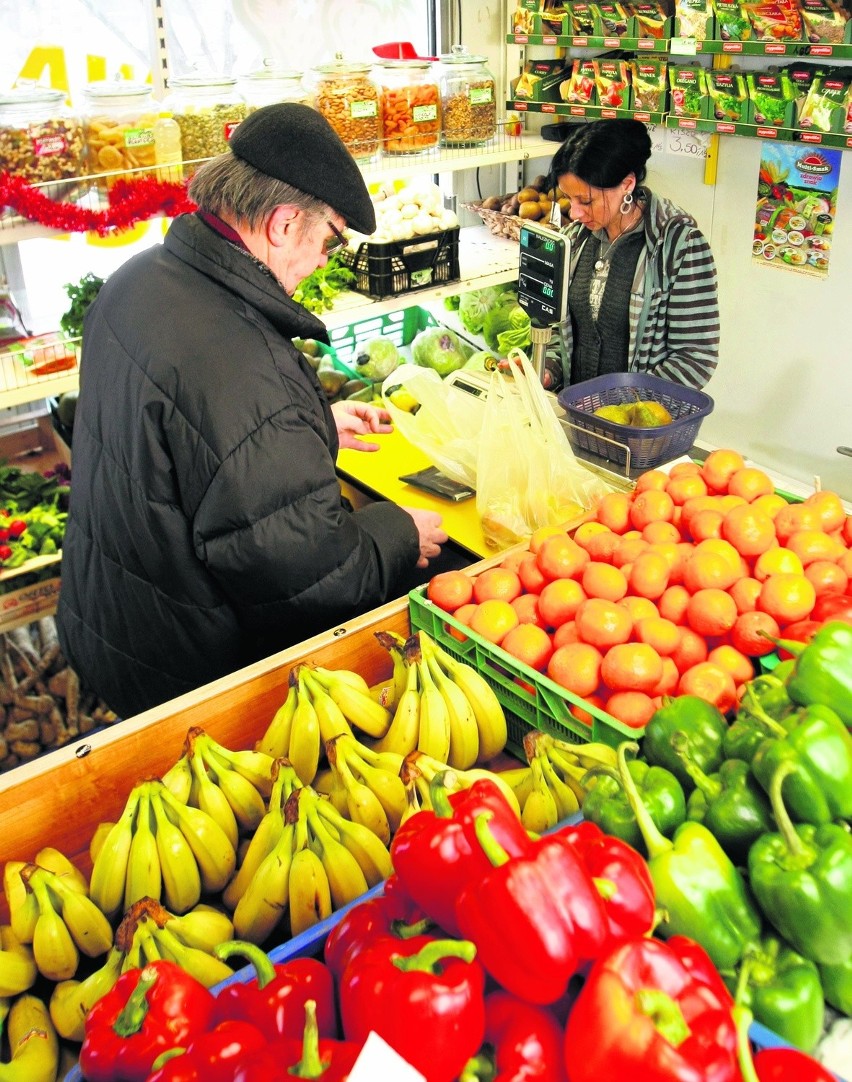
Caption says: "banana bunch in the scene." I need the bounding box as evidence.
[0,992,59,1082]
[0,926,37,998]
[232,783,391,946]
[398,750,523,827]
[89,777,237,921]
[324,734,405,845]
[518,731,618,834]
[258,665,392,786]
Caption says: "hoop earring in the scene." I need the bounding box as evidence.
[620,189,634,215]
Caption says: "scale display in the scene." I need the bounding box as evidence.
[517,221,570,327]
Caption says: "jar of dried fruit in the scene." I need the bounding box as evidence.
[0,87,85,194]
[82,81,158,184]
[164,75,249,161]
[438,46,497,147]
[310,61,381,161]
[375,59,441,154]
[239,62,311,110]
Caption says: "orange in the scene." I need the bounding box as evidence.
[730,576,763,614]
[512,592,548,628]
[688,508,725,542]
[618,595,660,623]
[601,642,664,693]
[803,489,846,534]
[582,561,629,603]
[716,494,749,514]
[583,529,621,563]
[707,643,755,685]
[500,548,528,573]
[773,503,822,544]
[612,537,650,569]
[629,489,676,531]
[537,578,587,629]
[629,551,671,600]
[652,656,680,697]
[473,566,523,605]
[596,491,633,534]
[446,602,476,643]
[721,504,777,558]
[700,448,746,492]
[500,623,554,672]
[686,588,738,637]
[529,523,569,553]
[642,520,682,545]
[753,547,804,582]
[678,661,737,713]
[468,599,519,645]
[838,548,852,579]
[757,573,816,625]
[751,492,789,520]
[659,584,691,624]
[804,559,849,597]
[546,642,603,698]
[784,529,845,567]
[729,610,780,657]
[634,615,681,656]
[670,626,709,673]
[695,537,742,568]
[604,690,656,729]
[665,472,709,506]
[649,542,684,577]
[575,597,634,650]
[681,494,723,534]
[668,461,703,480]
[572,520,611,550]
[727,467,775,502]
[569,693,607,729]
[682,549,740,593]
[536,534,590,582]
[634,469,670,493]
[552,620,581,648]
[518,553,548,595]
[844,515,852,547]
[427,569,473,613]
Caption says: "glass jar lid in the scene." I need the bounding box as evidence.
[440,45,489,65]
[83,80,153,102]
[312,61,373,76]
[0,87,65,108]
[376,59,433,71]
[168,74,239,89]
[242,66,303,84]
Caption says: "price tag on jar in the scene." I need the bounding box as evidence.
[664,127,710,158]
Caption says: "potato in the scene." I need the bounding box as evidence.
[531,174,549,191]
[517,187,542,204]
[481,195,503,211]
[518,200,543,220]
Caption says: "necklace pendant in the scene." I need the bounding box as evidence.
[594,259,605,271]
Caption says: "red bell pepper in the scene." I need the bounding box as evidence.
[79,960,217,1082]
[212,941,336,1040]
[562,936,739,1082]
[389,775,530,937]
[144,1020,266,1082]
[454,813,608,1005]
[734,1005,836,1082]
[555,820,656,949]
[231,1001,361,1081]
[324,887,432,978]
[460,991,568,1082]
[340,936,486,1082]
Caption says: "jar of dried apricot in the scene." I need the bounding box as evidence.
[0,88,85,194]
[310,62,381,161]
[82,81,157,183]
[376,59,441,154]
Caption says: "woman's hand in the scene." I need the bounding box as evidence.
[331,400,393,452]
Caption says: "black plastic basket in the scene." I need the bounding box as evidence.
[558,372,714,472]
[340,227,460,299]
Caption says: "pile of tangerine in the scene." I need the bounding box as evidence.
[426,448,852,730]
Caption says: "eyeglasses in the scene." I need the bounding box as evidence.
[323,221,348,257]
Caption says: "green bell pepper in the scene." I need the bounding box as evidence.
[748,760,852,968]
[726,936,825,1053]
[641,695,728,791]
[722,675,797,763]
[778,620,852,727]
[750,700,852,824]
[672,733,773,866]
[616,741,762,972]
[581,759,686,857]
[818,956,852,1017]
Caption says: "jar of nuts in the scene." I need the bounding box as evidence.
[438,46,497,147]
[82,81,157,184]
[376,59,441,154]
[310,61,381,162]
[164,75,249,161]
[239,62,311,110]
[0,87,85,193]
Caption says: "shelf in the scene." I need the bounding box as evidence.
[507,32,852,58]
[510,100,666,124]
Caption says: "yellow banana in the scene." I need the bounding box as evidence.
[47,872,114,958]
[355,741,405,777]
[150,923,234,988]
[49,945,123,1042]
[425,633,507,762]
[288,847,333,938]
[538,747,581,821]
[162,754,194,803]
[202,746,267,836]
[342,738,406,835]
[33,848,88,894]
[89,821,116,867]
[167,905,234,954]
[188,739,239,850]
[302,668,353,742]
[307,804,369,910]
[317,801,393,887]
[374,657,421,757]
[160,787,237,895]
[202,739,275,799]
[521,756,559,834]
[548,746,596,805]
[499,765,535,808]
[0,924,37,997]
[416,655,451,762]
[427,652,479,770]
[327,737,390,844]
[374,628,409,706]
[28,870,78,982]
[89,784,142,921]
[149,784,202,915]
[288,669,322,786]
[232,822,295,945]
[311,667,392,740]
[4,862,38,945]
[313,665,371,694]
[0,993,59,1082]
[258,681,298,759]
[124,785,162,912]
[566,741,619,771]
[221,764,290,911]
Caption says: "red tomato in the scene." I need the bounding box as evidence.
[777,618,823,659]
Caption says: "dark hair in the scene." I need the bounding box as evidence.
[550,119,652,189]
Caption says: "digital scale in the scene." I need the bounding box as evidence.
[517,220,571,328]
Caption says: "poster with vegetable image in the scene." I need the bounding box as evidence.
[753,142,841,277]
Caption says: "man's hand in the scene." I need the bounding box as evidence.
[332,400,393,452]
[402,507,449,569]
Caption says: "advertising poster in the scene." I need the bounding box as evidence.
[752,142,841,277]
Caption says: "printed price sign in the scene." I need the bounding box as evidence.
[664,128,711,158]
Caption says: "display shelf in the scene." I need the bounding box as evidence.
[510,100,666,124]
[507,33,852,58]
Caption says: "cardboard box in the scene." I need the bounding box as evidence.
[512,59,571,101]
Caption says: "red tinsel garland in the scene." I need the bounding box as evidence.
[0,171,197,235]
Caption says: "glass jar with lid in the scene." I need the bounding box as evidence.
[438,46,497,147]
[82,80,157,181]
[239,61,310,110]
[376,59,441,154]
[310,61,381,161]
[164,75,249,161]
[0,87,85,189]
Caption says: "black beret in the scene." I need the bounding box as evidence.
[229,102,376,235]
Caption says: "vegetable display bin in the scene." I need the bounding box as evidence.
[339,226,460,299]
[326,305,439,373]
[558,372,714,472]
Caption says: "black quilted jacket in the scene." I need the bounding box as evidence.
[57,213,418,718]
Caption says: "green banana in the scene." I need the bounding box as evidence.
[150,923,234,988]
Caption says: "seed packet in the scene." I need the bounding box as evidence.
[512,4,538,34]
[799,0,850,44]
[712,0,752,39]
[568,0,599,33]
[538,0,570,33]
[560,57,599,103]
[798,69,852,132]
[512,59,570,101]
[705,69,749,121]
[627,1,671,37]
[784,60,832,124]
[746,70,796,127]
[592,0,631,35]
[675,0,713,39]
[594,56,632,108]
[742,0,803,40]
[630,56,669,111]
[668,64,708,118]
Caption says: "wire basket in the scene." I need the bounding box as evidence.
[462,199,526,241]
[558,373,714,472]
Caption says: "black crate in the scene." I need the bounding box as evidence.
[341,227,460,299]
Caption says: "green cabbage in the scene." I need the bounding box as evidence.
[410,327,468,377]
[482,297,531,354]
[457,287,508,335]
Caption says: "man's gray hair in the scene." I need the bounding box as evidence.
[188,153,330,230]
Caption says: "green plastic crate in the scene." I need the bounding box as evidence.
[408,586,645,758]
[326,306,438,374]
